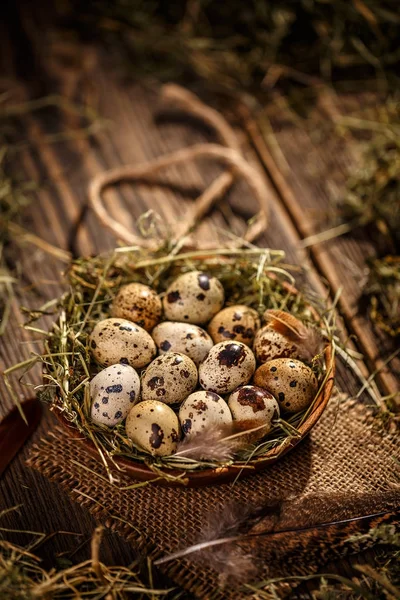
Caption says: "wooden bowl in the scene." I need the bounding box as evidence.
[54,288,335,487]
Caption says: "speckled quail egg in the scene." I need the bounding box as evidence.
[179,391,233,436]
[199,341,256,394]
[111,282,162,331]
[126,400,180,456]
[163,271,224,325]
[228,385,279,442]
[152,321,213,365]
[253,358,318,413]
[253,310,307,364]
[89,318,156,369]
[208,305,260,347]
[90,364,141,427]
[141,352,198,405]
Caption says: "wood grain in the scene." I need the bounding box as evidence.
[0,1,394,593]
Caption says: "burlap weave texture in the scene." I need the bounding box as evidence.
[27,397,400,599]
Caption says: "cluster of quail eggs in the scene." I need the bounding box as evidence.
[88,271,319,458]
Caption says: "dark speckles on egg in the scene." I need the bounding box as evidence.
[167,290,181,303]
[147,376,164,390]
[91,339,97,349]
[102,397,109,404]
[278,392,285,402]
[149,423,164,449]
[106,384,123,394]
[182,419,192,435]
[160,340,171,351]
[196,293,206,301]
[290,380,297,387]
[217,343,246,367]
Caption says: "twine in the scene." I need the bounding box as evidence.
[88,85,268,249]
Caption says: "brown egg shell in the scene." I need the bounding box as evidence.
[253,358,318,413]
[89,318,156,369]
[111,282,162,331]
[141,352,198,405]
[163,271,224,325]
[253,325,301,364]
[208,305,260,347]
[198,341,256,394]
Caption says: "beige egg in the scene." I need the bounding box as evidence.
[90,364,140,427]
[89,318,156,369]
[163,271,224,325]
[253,358,318,413]
[141,352,198,405]
[111,282,162,331]
[208,305,260,346]
[152,322,213,365]
[179,391,232,436]
[199,341,256,394]
[126,400,180,456]
[228,385,279,441]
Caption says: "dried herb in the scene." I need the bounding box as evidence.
[362,256,400,337]
[61,0,400,100]
[0,508,176,599]
[339,109,400,255]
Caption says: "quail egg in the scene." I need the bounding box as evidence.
[253,310,309,363]
[141,352,198,404]
[179,391,232,436]
[254,358,318,413]
[90,364,141,427]
[228,385,279,442]
[199,341,256,394]
[163,271,224,325]
[152,321,213,365]
[126,400,180,456]
[111,282,162,331]
[89,318,156,369]
[208,305,260,346]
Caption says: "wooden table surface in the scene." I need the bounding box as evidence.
[0,0,398,593]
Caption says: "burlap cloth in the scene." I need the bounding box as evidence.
[27,396,400,599]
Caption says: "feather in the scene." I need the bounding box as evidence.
[155,490,400,586]
[174,421,265,462]
[264,309,323,362]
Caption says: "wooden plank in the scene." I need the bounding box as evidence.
[243,95,399,399]
[0,1,388,586]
